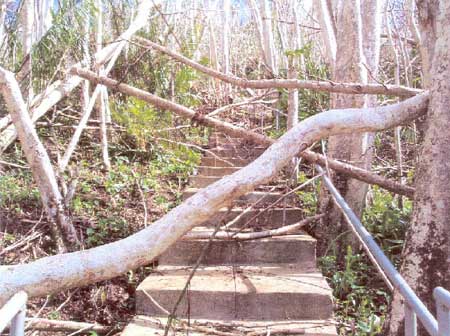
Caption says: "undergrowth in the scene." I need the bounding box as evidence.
[320,187,412,335]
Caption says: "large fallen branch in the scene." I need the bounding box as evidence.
[0,0,162,153]
[72,68,419,197]
[134,37,422,97]
[0,81,428,305]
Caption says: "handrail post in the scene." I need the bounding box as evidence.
[0,291,28,336]
[405,304,417,336]
[9,303,26,336]
[434,287,450,336]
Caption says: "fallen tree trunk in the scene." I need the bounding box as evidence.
[72,68,419,197]
[0,0,162,154]
[0,81,428,305]
[134,37,422,97]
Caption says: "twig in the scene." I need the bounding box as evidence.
[164,209,232,336]
[0,160,29,169]
[232,174,323,236]
[4,318,111,334]
[134,176,148,227]
[0,231,42,256]
[184,214,324,241]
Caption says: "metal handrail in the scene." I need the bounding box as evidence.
[317,165,445,336]
[434,287,450,335]
[0,291,27,336]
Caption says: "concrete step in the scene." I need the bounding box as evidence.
[201,156,250,167]
[197,166,241,176]
[158,229,316,266]
[183,188,296,204]
[205,147,265,159]
[189,175,288,189]
[201,208,303,229]
[136,265,334,320]
[190,175,224,188]
[122,316,338,336]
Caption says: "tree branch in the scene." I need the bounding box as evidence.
[0,74,428,304]
[133,37,422,97]
[72,67,420,197]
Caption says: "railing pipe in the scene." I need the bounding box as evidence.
[0,291,27,336]
[434,287,450,336]
[405,304,417,336]
[317,165,439,336]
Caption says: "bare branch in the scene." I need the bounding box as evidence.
[134,37,422,97]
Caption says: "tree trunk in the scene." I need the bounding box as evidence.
[316,0,368,254]
[0,68,79,252]
[386,2,450,335]
[135,37,421,97]
[248,0,266,70]
[75,67,422,198]
[0,1,7,50]
[261,0,277,76]
[18,0,34,101]
[315,0,337,67]
[95,0,111,170]
[416,0,438,88]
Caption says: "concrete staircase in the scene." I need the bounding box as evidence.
[122,132,337,335]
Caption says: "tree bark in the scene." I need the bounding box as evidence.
[95,0,111,171]
[134,37,422,97]
[0,80,428,306]
[386,2,450,335]
[315,0,337,67]
[0,68,79,252]
[18,0,34,101]
[416,0,438,88]
[317,0,369,253]
[261,0,277,76]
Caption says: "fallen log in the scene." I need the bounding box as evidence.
[134,37,422,97]
[0,79,428,305]
[72,68,419,198]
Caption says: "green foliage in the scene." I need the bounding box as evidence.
[32,0,96,92]
[277,41,331,129]
[0,172,39,208]
[320,187,411,335]
[364,187,411,266]
[295,171,318,216]
[112,97,172,148]
[86,217,129,247]
[321,247,388,335]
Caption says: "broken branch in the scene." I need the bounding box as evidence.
[134,37,422,97]
[72,67,420,197]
